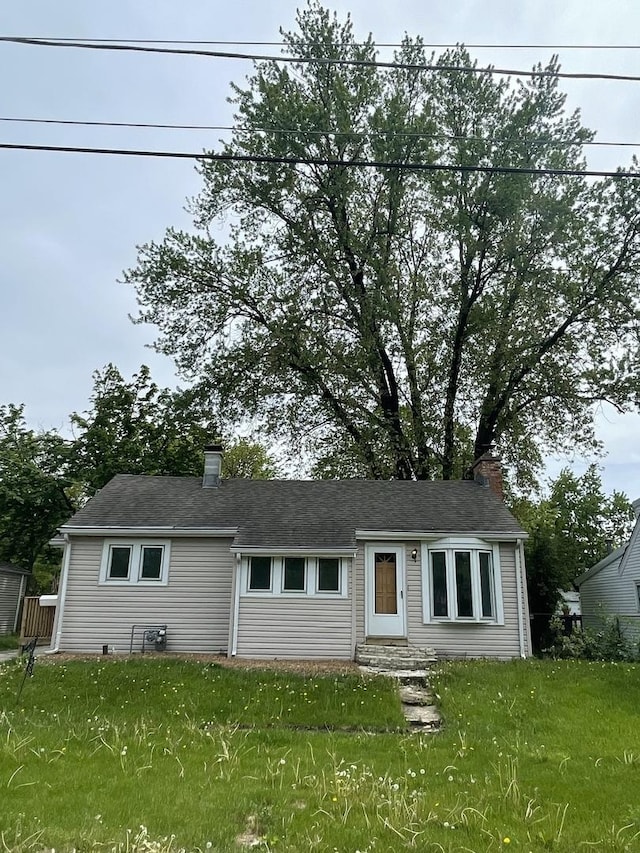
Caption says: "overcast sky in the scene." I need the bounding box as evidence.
[2,1,639,494]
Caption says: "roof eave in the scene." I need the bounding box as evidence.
[354,528,527,541]
[61,525,239,538]
[230,546,358,556]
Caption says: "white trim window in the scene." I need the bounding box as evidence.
[244,555,345,596]
[100,540,171,585]
[421,538,503,623]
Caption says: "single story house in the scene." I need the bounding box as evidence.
[0,562,29,635]
[577,497,640,642]
[50,448,532,660]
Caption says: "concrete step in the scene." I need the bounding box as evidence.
[359,642,435,656]
[359,666,431,682]
[356,655,435,669]
[399,684,433,705]
[356,644,436,671]
[404,704,441,728]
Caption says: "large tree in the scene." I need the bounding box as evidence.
[0,366,275,589]
[126,2,640,481]
[70,364,277,494]
[512,465,634,615]
[0,404,74,573]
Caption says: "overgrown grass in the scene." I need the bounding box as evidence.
[0,633,19,651]
[1,657,640,852]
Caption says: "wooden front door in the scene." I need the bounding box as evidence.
[375,554,398,614]
[366,545,406,637]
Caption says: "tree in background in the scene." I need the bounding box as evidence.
[69,364,219,495]
[70,365,277,494]
[512,465,634,617]
[0,405,75,589]
[126,2,640,483]
[0,366,276,591]
[222,438,278,479]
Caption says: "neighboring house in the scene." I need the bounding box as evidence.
[50,447,532,661]
[577,498,640,642]
[0,562,29,635]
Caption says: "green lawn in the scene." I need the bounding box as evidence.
[0,632,19,651]
[1,657,639,852]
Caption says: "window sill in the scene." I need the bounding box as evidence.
[242,591,347,599]
[424,617,499,625]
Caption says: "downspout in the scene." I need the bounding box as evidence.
[514,537,526,658]
[230,553,241,657]
[47,534,71,654]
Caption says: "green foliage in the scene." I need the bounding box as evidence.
[0,365,276,588]
[70,365,277,494]
[2,658,640,851]
[221,438,278,479]
[126,2,640,481]
[0,633,18,650]
[69,364,219,494]
[543,614,638,662]
[0,404,73,574]
[512,464,633,615]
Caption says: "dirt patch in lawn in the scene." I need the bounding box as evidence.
[42,651,360,676]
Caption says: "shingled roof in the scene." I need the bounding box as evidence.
[61,475,525,549]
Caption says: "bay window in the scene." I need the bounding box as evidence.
[422,539,502,623]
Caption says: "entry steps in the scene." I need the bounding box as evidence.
[356,643,440,731]
[355,642,436,674]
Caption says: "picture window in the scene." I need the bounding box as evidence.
[283,557,305,591]
[318,557,340,592]
[249,556,272,591]
[108,546,131,580]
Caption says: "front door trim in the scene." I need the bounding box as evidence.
[364,543,407,638]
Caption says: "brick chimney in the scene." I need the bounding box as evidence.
[467,450,504,500]
[202,444,223,488]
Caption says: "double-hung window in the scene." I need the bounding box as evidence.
[422,539,502,623]
[100,541,170,585]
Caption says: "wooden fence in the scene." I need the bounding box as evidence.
[19,597,55,645]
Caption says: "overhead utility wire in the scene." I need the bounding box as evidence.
[2,116,639,150]
[5,37,640,49]
[1,142,638,180]
[2,37,640,82]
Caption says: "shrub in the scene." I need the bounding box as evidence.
[543,614,638,662]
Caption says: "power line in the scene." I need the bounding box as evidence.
[2,115,640,150]
[2,37,640,83]
[1,141,638,180]
[4,37,640,50]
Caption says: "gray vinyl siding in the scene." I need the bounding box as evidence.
[355,540,526,660]
[59,537,233,653]
[0,570,25,634]
[236,562,353,659]
[581,549,640,642]
[235,597,353,659]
